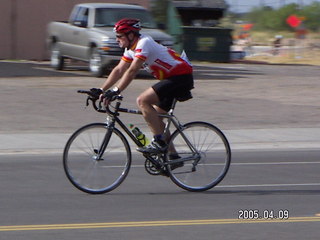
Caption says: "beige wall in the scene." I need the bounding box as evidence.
[0,0,12,58]
[0,0,149,60]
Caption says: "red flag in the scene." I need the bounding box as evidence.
[286,15,301,28]
[242,24,254,31]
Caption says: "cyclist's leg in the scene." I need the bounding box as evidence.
[137,77,182,139]
[151,76,193,156]
[136,82,176,153]
[142,77,191,154]
[136,87,165,136]
[153,105,176,153]
[136,77,193,153]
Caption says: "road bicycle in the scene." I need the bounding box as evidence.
[63,90,231,194]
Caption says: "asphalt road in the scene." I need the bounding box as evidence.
[0,150,319,240]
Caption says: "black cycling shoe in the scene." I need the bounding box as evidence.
[169,153,184,170]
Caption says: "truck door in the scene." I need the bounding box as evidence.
[64,7,89,60]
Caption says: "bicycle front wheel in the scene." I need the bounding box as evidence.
[167,121,231,192]
[63,123,131,194]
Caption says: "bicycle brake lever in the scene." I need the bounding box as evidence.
[86,97,90,107]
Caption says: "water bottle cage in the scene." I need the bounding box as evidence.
[137,135,147,145]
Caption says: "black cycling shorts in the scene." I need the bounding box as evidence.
[152,74,194,112]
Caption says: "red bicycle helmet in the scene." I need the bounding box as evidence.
[114,18,141,34]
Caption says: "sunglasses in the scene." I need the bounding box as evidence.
[116,34,125,39]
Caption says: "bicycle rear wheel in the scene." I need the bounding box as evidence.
[63,123,131,194]
[166,121,231,192]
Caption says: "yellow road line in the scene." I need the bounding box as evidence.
[1,217,320,232]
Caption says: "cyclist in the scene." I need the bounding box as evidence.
[91,18,194,155]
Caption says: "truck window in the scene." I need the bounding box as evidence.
[72,7,89,27]
[95,8,157,28]
[69,6,81,22]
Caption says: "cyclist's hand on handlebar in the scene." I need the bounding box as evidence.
[102,89,120,101]
[90,88,103,100]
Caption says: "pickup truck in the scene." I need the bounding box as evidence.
[47,3,174,77]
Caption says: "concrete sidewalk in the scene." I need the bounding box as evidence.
[1,127,319,155]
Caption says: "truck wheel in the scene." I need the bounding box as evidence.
[50,43,65,70]
[89,47,106,77]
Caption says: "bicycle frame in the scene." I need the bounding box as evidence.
[100,96,200,168]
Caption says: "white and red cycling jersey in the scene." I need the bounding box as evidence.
[121,35,192,80]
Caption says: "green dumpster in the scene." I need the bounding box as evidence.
[182,27,233,62]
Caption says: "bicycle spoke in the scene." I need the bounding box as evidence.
[63,123,131,194]
[166,122,231,192]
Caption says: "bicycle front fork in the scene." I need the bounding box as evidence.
[94,126,113,161]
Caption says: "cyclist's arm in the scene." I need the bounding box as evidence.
[100,59,130,91]
[115,57,144,92]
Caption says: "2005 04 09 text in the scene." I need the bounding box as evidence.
[238,209,289,220]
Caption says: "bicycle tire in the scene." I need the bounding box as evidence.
[63,123,131,194]
[166,121,231,192]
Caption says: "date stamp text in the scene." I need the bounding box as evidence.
[238,209,289,220]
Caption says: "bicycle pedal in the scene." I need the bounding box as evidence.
[170,162,184,171]
[160,170,170,177]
